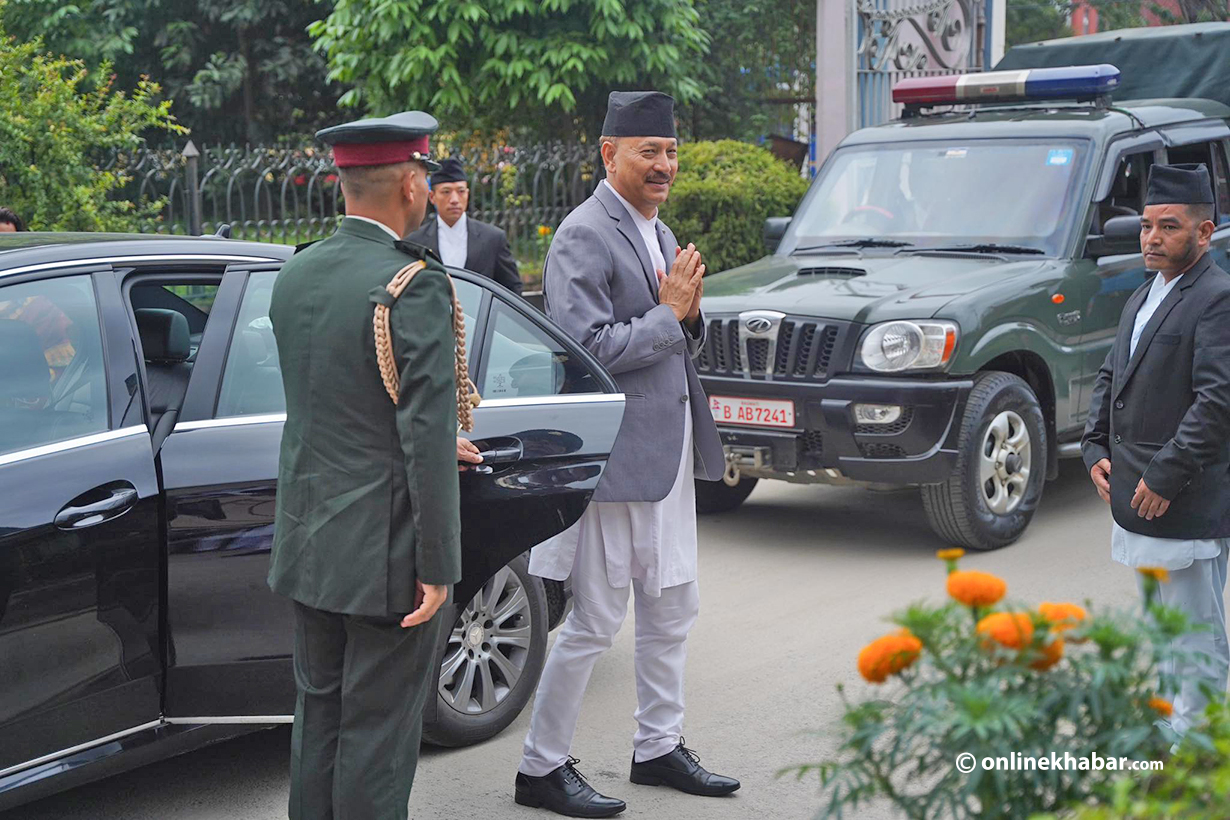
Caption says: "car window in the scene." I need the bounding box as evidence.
[479,302,601,399]
[1097,151,1154,231]
[0,275,109,455]
[215,273,483,417]
[1211,140,1230,224]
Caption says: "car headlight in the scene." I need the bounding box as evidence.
[859,320,958,372]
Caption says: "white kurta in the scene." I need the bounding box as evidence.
[1111,271,1226,570]
[528,180,698,597]
[436,212,468,268]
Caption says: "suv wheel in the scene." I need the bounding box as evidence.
[422,555,547,747]
[921,371,1047,550]
[695,476,758,514]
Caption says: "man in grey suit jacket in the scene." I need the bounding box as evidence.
[1083,163,1230,736]
[406,157,524,294]
[514,91,736,818]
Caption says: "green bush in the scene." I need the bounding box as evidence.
[0,16,183,232]
[1046,697,1230,819]
[659,139,809,274]
[785,554,1195,820]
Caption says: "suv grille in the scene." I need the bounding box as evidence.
[695,316,846,382]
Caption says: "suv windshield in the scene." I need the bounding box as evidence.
[785,139,1089,257]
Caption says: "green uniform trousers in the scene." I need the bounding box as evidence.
[289,601,443,820]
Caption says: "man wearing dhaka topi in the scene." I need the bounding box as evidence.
[514,90,739,818]
[1083,162,1230,738]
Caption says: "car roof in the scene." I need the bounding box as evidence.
[0,232,293,275]
[844,98,1230,146]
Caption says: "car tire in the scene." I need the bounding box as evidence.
[694,476,758,514]
[921,371,1047,550]
[422,555,547,747]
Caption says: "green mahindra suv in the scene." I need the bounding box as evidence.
[694,89,1230,548]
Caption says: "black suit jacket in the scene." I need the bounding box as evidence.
[406,215,523,294]
[1082,252,1230,538]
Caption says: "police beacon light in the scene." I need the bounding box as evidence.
[892,65,1121,109]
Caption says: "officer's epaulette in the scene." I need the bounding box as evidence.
[393,238,443,267]
[294,239,322,254]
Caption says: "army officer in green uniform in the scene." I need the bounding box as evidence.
[268,111,462,820]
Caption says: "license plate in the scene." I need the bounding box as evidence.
[709,395,795,429]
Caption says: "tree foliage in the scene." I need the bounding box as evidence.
[1,0,336,144]
[0,16,184,230]
[682,0,815,142]
[308,0,710,140]
[1005,0,1072,47]
[659,139,809,273]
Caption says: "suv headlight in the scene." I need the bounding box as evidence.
[858,320,958,372]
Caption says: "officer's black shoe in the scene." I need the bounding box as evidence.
[629,739,740,797]
[515,758,627,818]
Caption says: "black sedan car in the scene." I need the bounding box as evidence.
[0,232,625,809]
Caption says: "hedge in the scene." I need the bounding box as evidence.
[659,139,809,273]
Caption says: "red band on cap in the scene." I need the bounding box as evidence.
[332,136,430,167]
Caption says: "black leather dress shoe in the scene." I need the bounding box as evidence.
[515,758,627,818]
[629,739,740,797]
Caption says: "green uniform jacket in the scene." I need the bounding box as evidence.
[268,217,462,617]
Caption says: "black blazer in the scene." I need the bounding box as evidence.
[406,215,523,294]
[1082,253,1230,539]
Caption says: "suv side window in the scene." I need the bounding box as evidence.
[1096,151,1154,230]
[479,303,601,399]
[215,272,483,417]
[0,275,108,455]
[1211,140,1230,224]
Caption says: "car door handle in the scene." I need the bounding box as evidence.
[55,485,139,530]
[473,441,523,474]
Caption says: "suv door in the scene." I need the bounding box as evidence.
[0,268,163,779]
[157,263,624,722]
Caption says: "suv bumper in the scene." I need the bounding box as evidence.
[700,375,973,485]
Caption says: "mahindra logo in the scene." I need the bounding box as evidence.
[745,317,773,334]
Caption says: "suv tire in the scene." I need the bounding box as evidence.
[422,555,547,747]
[695,476,758,514]
[921,371,1047,550]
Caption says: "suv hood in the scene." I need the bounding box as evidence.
[701,252,1058,323]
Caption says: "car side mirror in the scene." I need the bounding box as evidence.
[764,217,792,254]
[1086,215,1141,259]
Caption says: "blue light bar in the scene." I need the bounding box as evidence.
[894,64,1121,107]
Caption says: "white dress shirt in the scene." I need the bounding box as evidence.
[346,215,401,241]
[1112,270,1225,570]
[603,180,666,278]
[436,213,468,268]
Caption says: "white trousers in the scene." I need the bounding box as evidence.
[1139,545,1230,736]
[519,526,700,776]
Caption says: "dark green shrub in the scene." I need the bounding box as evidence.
[660,139,808,273]
[0,16,183,231]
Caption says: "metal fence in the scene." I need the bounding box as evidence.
[105,142,603,266]
[856,0,986,128]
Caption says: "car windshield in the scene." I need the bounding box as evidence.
[785,139,1089,257]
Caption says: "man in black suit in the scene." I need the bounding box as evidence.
[406,158,524,294]
[1083,163,1230,736]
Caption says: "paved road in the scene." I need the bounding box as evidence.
[7,460,1177,820]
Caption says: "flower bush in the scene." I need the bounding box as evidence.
[786,553,1201,820]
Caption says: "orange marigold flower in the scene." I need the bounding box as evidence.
[537,224,552,237]
[858,632,923,684]
[1148,697,1174,717]
[1138,567,1170,583]
[1038,602,1088,633]
[977,612,1035,650]
[947,570,1007,607]
[936,548,965,561]
[1030,636,1064,670]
